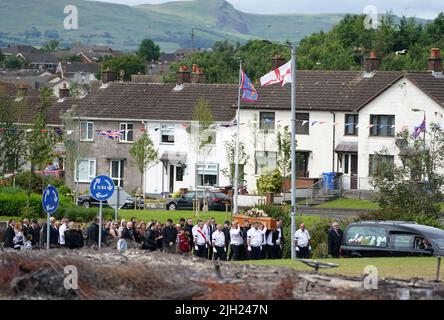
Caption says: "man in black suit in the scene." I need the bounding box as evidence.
[3,219,16,248]
[205,218,216,259]
[328,221,343,258]
[42,217,59,247]
[29,219,41,247]
[22,218,31,237]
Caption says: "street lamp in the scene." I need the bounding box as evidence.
[262,39,297,260]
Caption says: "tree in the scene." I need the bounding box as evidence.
[277,125,291,178]
[129,132,159,201]
[256,170,283,195]
[101,55,145,81]
[137,39,160,62]
[0,48,4,63]
[221,134,248,186]
[4,56,24,69]
[370,124,444,218]
[42,40,59,53]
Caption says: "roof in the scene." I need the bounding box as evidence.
[335,141,358,153]
[240,70,402,112]
[57,62,99,74]
[18,52,59,64]
[404,72,444,108]
[70,82,238,122]
[0,81,71,126]
[1,45,40,55]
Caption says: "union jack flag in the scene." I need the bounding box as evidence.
[96,130,124,140]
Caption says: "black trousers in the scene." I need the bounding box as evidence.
[213,246,227,261]
[207,245,213,260]
[267,244,280,259]
[260,245,267,259]
[247,246,261,260]
[230,244,243,261]
[195,244,207,258]
[296,246,310,259]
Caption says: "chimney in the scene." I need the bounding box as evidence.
[191,65,206,83]
[17,83,28,96]
[101,69,116,84]
[365,51,380,72]
[271,54,286,69]
[176,65,191,84]
[427,48,442,73]
[59,83,70,98]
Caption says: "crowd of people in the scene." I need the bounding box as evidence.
[2,216,344,260]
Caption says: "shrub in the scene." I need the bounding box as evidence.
[0,192,42,217]
[53,206,114,222]
[14,171,64,193]
[357,210,443,229]
[312,242,329,259]
[172,190,181,198]
[256,170,283,194]
[58,185,72,196]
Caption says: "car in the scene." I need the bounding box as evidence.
[166,191,231,211]
[341,221,444,257]
[76,194,144,209]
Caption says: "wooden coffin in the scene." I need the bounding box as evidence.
[233,215,277,229]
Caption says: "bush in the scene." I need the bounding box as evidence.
[14,171,64,193]
[53,206,114,222]
[58,185,72,196]
[312,242,329,258]
[256,170,283,194]
[0,192,42,217]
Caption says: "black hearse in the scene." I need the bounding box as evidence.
[341,221,444,257]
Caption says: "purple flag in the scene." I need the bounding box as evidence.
[241,71,258,102]
[413,118,426,139]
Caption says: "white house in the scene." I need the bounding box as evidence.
[63,48,444,196]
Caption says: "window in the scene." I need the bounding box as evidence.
[76,159,96,182]
[344,114,359,136]
[110,160,124,187]
[369,115,395,137]
[176,166,184,182]
[119,123,134,142]
[391,234,414,250]
[369,154,394,176]
[255,151,277,175]
[296,113,309,135]
[196,163,218,187]
[345,226,387,247]
[161,124,175,144]
[259,112,275,131]
[80,121,94,141]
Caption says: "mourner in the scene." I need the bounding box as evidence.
[328,221,344,258]
[294,223,311,259]
[211,224,226,261]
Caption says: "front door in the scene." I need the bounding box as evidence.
[169,165,175,194]
[350,154,358,189]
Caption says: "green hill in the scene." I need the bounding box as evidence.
[0,0,345,52]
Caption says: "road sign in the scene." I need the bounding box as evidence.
[42,185,59,215]
[90,175,115,201]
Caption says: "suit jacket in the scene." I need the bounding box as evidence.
[65,230,84,249]
[327,228,343,255]
[29,226,41,246]
[3,225,15,248]
[42,224,59,246]
[265,229,280,245]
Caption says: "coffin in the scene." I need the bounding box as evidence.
[233,215,277,229]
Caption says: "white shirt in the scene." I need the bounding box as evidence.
[192,225,208,245]
[294,229,310,247]
[247,227,263,247]
[212,230,225,247]
[203,224,211,243]
[259,227,267,245]
[230,227,243,246]
[59,223,68,245]
[266,228,282,246]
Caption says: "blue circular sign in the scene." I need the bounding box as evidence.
[42,185,59,215]
[90,175,115,201]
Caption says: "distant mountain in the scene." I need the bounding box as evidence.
[0,0,345,52]
[0,0,430,52]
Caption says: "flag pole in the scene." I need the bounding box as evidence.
[233,59,242,216]
[290,44,297,260]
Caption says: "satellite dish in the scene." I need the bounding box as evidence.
[395,139,408,149]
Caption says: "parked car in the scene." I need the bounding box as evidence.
[341,221,444,257]
[166,191,231,211]
[77,194,144,209]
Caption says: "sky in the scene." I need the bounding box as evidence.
[89,0,443,19]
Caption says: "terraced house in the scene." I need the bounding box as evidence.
[60,49,444,196]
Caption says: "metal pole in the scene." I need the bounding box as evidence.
[233,59,242,216]
[290,44,297,260]
[46,213,50,250]
[436,256,442,282]
[115,186,119,222]
[98,200,102,250]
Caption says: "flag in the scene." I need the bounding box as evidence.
[97,130,124,140]
[413,118,426,139]
[260,59,292,87]
[241,71,258,102]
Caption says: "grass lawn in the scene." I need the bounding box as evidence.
[316,198,380,210]
[238,257,443,281]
